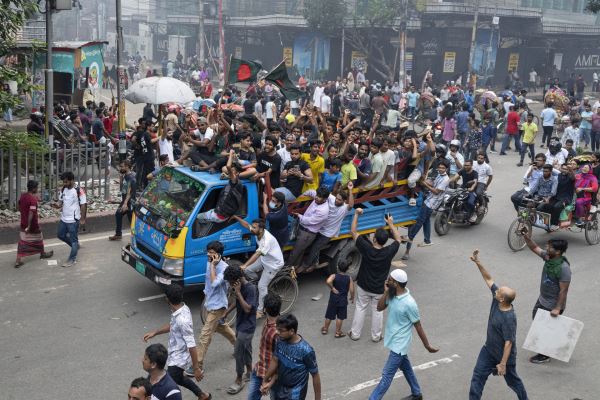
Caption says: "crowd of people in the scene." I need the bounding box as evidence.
[15,65,598,400]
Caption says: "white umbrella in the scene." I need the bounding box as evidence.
[124,77,196,104]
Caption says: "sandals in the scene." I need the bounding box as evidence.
[226,382,245,395]
[417,242,433,247]
[335,331,346,338]
[14,261,24,268]
[321,327,328,335]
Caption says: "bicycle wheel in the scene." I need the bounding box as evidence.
[507,219,530,251]
[585,213,600,245]
[200,289,237,326]
[269,274,298,315]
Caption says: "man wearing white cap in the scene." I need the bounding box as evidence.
[369,268,438,400]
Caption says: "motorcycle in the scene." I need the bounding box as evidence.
[434,188,490,235]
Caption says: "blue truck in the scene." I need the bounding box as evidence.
[121,166,421,289]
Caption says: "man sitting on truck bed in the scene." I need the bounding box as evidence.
[275,144,314,202]
[197,150,244,224]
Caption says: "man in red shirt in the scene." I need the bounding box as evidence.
[15,180,53,267]
[500,105,522,155]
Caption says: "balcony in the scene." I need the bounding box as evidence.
[15,20,46,47]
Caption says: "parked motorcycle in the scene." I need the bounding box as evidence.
[434,188,490,235]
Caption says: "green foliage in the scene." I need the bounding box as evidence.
[0,130,49,153]
[302,0,347,35]
[355,0,403,27]
[0,0,40,113]
[586,0,600,13]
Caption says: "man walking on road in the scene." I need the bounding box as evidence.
[522,229,571,364]
[369,268,438,400]
[348,210,403,342]
[54,171,87,268]
[109,160,136,241]
[468,250,528,400]
[143,285,211,400]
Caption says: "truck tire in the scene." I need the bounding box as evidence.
[331,240,362,280]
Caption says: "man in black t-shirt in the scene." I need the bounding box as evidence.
[348,209,403,342]
[451,159,479,220]
[132,122,156,189]
[255,135,282,189]
[109,160,137,241]
[197,150,245,223]
[469,250,528,400]
[275,144,313,201]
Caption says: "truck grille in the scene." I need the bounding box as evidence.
[136,241,161,263]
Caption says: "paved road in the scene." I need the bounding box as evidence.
[2,103,598,400]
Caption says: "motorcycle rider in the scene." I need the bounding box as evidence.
[472,151,493,211]
[450,159,480,223]
[446,139,464,181]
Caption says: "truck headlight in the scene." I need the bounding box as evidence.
[162,257,183,276]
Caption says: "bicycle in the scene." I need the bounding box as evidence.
[200,263,298,326]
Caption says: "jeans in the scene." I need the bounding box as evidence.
[580,128,591,146]
[408,106,417,119]
[167,365,205,397]
[57,220,80,261]
[501,133,521,154]
[465,191,477,213]
[489,126,498,151]
[592,130,600,152]
[542,126,554,147]
[519,142,535,163]
[369,351,421,399]
[196,308,236,368]
[350,285,383,340]
[244,259,281,312]
[406,204,434,251]
[247,371,275,400]
[234,331,254,378]
[469,346,528,400]
[115,199,132,236]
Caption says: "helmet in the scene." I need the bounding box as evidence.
[435,144,447,157]
[449,139,461,148]
[548,137,562,155]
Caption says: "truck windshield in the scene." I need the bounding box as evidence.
[136,167,205,237]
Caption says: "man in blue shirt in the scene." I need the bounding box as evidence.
[369,269,438,400]
[406,86,420,119]
[195,241,236,370]
[261,314,321,400]
[456,104,471,148]
[468,250,528,400]
[540,102,558,148]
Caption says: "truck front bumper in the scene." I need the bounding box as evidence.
[121,244,182,286]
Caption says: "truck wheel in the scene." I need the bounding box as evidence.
[332,241,362,280]
[200,258,243,326]
[269,274,298,315]
[434,212,450,236]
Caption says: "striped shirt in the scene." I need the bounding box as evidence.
[255,319,278,378]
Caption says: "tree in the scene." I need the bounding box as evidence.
[586,0,600,13]
[303,0,414,81]
[0,0,39,114]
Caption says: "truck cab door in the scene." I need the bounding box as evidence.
[185,183,256,285]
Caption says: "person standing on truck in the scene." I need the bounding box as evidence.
[348,211,404,342]
[275,144,314,201]
[235,218,284,318]
[142,285,211,400]
[53,171,87,268]
[263,191,289,248]
[302,182,355,274]
[196,241,236,370]
[197,150,244,224]
[288,187,331,274]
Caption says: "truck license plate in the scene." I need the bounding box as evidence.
[135,260,146,275]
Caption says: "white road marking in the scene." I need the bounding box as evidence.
[0,232,130,254]
[327,354,460,399]
[47,260,57,266]
[138,294,165,302]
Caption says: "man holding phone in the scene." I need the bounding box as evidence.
[468,250,528,400]
[195,241,236,371]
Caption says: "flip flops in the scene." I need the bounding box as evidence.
[321,327,328,335]
[226,382,245,395]
[335,331,346,338]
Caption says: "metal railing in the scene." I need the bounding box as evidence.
[15,19,46,45]
[1,142,111,210]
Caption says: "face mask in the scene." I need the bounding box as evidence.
[269,201,278,209]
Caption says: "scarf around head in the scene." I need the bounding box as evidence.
[544,255,567,280]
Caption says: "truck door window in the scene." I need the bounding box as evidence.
[193,185,248,238]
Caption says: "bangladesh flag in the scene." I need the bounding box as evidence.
[264,61,306,101]
[228,57,262,83]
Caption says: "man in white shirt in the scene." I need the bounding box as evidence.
[265,97,277,124]
[321,89,332,114]
[277,134,294,173]
[238,218,285,317]
[528,68,537,92]
[540,103,558,148]
[313,83,324,109]
[54,171,87,267]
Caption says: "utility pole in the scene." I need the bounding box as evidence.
[341,27,345,78]
[198,0,205,66]
[116,0,127,160]
[218,0,225,85]
[467,0,480,88]
[45,0,53,143]
[398,0,407,90]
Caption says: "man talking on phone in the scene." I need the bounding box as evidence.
[468,250,528,400]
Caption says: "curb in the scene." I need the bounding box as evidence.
[0,210,119,246]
